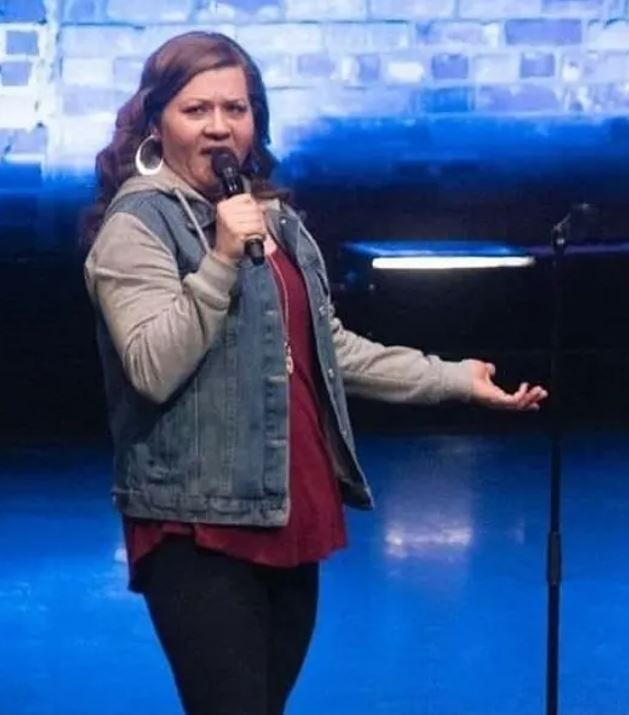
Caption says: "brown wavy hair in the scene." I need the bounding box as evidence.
[82,31,288,246]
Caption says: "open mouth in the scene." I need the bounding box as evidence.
[200,146,231,155]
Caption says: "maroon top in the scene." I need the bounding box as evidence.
[124,243,347,583]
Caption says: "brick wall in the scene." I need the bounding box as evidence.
[1,0,628,177]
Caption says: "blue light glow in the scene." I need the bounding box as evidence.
[3,2,629,212]
[344,239,533,258]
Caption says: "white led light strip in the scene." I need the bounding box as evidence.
[372,256,535,270]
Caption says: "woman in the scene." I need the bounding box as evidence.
[83,31,546,715]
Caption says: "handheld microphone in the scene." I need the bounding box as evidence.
[210,148,265,266]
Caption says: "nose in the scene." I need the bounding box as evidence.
[203,107,230,137]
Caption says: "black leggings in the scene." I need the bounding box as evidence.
[136,536,319,715]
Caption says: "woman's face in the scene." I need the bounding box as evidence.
[155,65,255,194]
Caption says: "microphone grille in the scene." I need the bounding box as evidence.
[210,147,239,175]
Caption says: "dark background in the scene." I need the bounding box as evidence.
[2,130,629,445]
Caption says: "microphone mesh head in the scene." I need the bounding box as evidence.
[210,147,239,176]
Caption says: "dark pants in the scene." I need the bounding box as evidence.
[136,536,319,715]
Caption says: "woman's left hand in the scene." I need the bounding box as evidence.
[468,360,548,411]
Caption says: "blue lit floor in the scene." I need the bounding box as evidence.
[2,430,628,715]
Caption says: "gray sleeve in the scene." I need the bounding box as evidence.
[329,306,474,404]
[84,211,238,404]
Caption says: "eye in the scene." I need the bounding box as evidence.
[184,105,206,116]
[226,103,248,116]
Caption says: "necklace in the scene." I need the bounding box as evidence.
[267,251,294,376]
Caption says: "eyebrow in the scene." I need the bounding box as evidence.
[182,96,248,104]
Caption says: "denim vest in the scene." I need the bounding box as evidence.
[96,190,374,526]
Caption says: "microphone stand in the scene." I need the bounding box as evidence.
[545,203,597,715]
[545,218,565,715]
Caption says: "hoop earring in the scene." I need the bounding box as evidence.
[134,135,163,176]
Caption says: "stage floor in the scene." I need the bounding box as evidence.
[2,429,627,715]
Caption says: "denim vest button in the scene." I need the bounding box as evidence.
[318,304,326,317]
[327,368,334,380]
